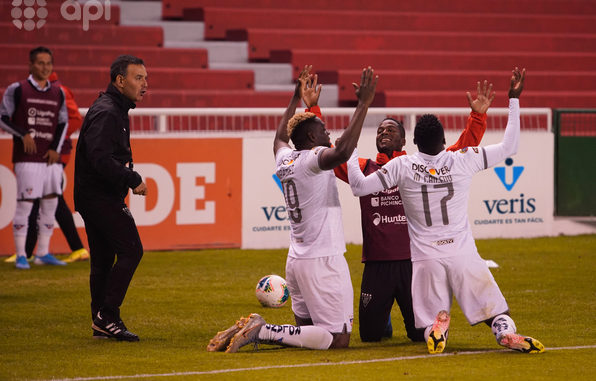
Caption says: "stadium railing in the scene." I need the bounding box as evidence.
[78,107,552,134]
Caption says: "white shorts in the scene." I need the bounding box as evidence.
[412,254,509,328]
[285,255,354,334]
[14,162,63,200]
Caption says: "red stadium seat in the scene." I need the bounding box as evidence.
[201,8,596,40]
[161,0,596,20]
[271,49,596,79]
[0,44,208,69]
[380,90,596,108]
[229,28,596,61]
[0,23,163,47]
[0,65,255,92]
[335,70,596,104]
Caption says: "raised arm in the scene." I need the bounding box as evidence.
[273,65,311,156]
[483,67,525,168]
[318,67,378,170]
[347,149,387,196]
[447,80,494,151]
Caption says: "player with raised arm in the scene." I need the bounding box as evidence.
[207,65,378,353]
[303,75,493,343]
[346,68,544,354]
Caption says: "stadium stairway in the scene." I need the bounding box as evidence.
[115,0,338,107]
[0,0,337,108]
[167,0,596,109]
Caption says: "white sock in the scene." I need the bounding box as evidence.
[258,324,333,350]
[491,314,517,342]
[424,325,432,342]
[36,198,58,256]
[13,201,33,257]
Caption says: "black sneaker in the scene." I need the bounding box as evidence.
[92,312,140,342]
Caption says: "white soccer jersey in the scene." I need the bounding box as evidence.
[348,99,520,262]
[275,146,346,259]
[376,148,486,261]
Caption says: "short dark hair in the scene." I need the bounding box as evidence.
[29,46,53,64]
[414,114,445,153]
[110,55,145,82]
[381,117,405,138]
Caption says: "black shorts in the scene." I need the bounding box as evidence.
[359,260,424,342]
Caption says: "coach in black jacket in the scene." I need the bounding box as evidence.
[74,55,148,342]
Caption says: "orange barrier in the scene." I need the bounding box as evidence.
[0,137,242,254]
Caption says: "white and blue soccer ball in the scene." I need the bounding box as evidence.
[255,275,290,308]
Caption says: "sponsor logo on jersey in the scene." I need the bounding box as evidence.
[371,212,407,225]
[432,238,454,246]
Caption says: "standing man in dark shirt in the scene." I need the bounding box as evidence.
[74,55,148,341]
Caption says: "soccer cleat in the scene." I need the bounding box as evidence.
[33,254,67,266]
[207,315,251,352]
[92,312,139,342]
[15,256,30,270]
[4,254,17,263]
[225,313,266,353]
[64,248,90,263]
[427,310,450,354]
[497,333,545,353]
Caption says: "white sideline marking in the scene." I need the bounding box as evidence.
[49,345,596,381]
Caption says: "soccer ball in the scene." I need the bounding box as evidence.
[255,275,290,308]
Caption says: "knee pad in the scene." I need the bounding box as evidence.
[13,201,34,236]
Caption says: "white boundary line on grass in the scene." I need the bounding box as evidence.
[49,345,596,381]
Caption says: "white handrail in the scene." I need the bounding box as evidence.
[75,107,552,133]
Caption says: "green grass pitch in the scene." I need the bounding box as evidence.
[1,235,595,380]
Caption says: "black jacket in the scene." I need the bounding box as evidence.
[74,83,142,209]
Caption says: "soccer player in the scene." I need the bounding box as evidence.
[6,72,89,264]
[346,67,544,354]
[74,55,148,341]
[304,76,493,342]
[207,65,378,352]
[0,46,68,269]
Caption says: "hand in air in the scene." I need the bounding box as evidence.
[466,80,495,114]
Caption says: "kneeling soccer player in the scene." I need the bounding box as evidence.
[208,65,378,352]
